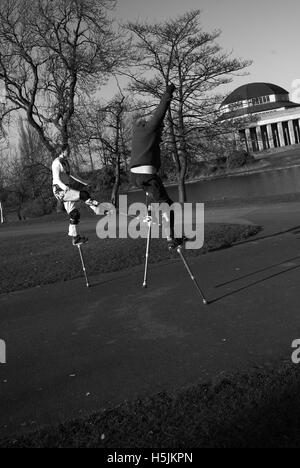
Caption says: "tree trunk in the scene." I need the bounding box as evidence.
[88,144,94,172]
[111,103,124,207]
[177,102,188,203]
[167,109,183,200]
[177,146,188,203]
[111,160,121,207]
[0,201,6,223]
[178,172,187,203]
[17,206,25,221]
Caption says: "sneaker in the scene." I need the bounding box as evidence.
[85,199,99,208]
[72,235,88,246]
[167,237,186,251]
[86,199,102,215]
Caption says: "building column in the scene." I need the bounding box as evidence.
[245,128,252,152]
[266,124,274,149]
[277,122,285,147]
[298,119,300,141]
[295,120,300,143]
[256,126,264,151]
[288,120,296,145]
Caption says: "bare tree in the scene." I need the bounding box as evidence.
[71,100,107,170]
[72,92,131,204]
[0,0,122,157]
[0,161,8,223]
[101,93,130,206]
[17,118,52,200]
[125,10,251,201]
[0,120,9,222]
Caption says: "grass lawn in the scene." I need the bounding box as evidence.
[2,360,300,448]
[0,223,260,294]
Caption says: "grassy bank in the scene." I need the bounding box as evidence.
[0,223,260,294]
[205,192,300,208]
[2,360,300,448]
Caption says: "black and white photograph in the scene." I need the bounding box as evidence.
[1,0,300,452]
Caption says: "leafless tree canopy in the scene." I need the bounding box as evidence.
[0,5,253,211]
[125,10,251,201]
[0,0,121,155]
[71,90,132,204]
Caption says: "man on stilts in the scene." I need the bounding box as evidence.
[52,144,100,246]
[130,85,208,304]
[130,83,184,251]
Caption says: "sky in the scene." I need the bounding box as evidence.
[112,0,300,101]
[4,0,300,149]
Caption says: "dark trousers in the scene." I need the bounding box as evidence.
[131,173,173,205]
[131,173,175,238]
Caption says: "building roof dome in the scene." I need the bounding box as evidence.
[222,82,288,106]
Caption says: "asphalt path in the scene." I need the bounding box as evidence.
[1,202,300,438]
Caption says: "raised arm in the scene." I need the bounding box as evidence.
[147,84,176,131]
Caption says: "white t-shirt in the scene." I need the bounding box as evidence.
[52,156,72,191]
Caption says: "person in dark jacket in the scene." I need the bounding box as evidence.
[130,84,183,250]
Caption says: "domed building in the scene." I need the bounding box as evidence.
[220,82,300,153]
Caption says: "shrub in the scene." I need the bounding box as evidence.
[227,150,250,169]
[22,198,54,218]
[0,190,8,203]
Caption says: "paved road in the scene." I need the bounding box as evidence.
[1,202,300,439]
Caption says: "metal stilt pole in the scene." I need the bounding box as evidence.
[77,244,90,288]
[106,209,161,226]
[177,246,208,305]
[143,208,152,288]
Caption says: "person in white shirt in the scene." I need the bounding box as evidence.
[52,144,100,245]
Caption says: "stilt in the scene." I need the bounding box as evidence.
[177,246,208,305]
[143,207,152,288]
[77,244,90,288]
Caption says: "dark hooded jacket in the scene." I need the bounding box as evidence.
[130,86,175,171]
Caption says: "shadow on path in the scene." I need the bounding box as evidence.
[209,263,300,305]
[215,255,300,288]
[233,225,300,247]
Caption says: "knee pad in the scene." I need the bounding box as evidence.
[69,209,80,225]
